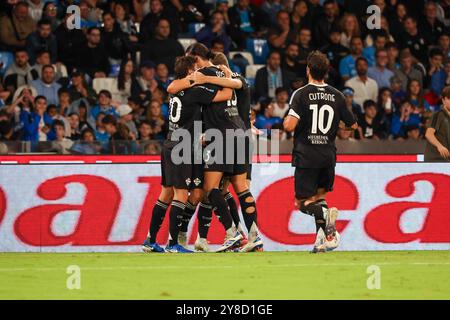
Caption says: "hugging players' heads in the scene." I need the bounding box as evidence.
[174,56,197,79]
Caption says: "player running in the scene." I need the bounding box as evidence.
[283,51,358,253]
[142,55,232,253]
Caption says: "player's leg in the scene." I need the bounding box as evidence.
[231,172,263,252]
[178,188,203,247]
[166,187,193,253]
[204,170,242,252]
[221,177,244,235]
[195,199,213,252]
[142,186,173,253]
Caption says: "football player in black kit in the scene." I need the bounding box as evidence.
[169,43,261,252]
[190,52,262,252]
[283,51,358,253]
[142,55,233,253]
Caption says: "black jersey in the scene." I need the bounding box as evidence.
[288,83,356,168]
[233,72,251,130]
[165,85,218,148]
[199,66,246,132]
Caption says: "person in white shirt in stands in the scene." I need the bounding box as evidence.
[272,87,290,118]
[345,57,378,107]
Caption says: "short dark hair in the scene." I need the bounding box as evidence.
[42,64,54,72]
[442,86,450,99]
[211,52,229,68]
[52,119,65,130]
[35,95,47,103]
[38,18,51,27]
[0,121,13,137]
[99,90,112,99]
[102,114,117,125]
[356,57,368,65]
[174,56,196,79]
[429,48,444,58]
[363,100,376,109]
[186,43,215,60]
[307,51,329,81]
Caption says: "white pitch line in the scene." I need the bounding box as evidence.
[0,262,449,273]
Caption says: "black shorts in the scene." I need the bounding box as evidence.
[161,145,204,190]
[294,166,335,199]
[204,133,250,175]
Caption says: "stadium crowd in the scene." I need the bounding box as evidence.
[0,0,449,154]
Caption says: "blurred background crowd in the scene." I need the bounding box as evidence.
[0,0,449,154]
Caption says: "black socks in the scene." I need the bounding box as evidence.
[148,200,169,243]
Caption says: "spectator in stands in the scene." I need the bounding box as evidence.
[290,0,312,35]
[0,1,36,51]
[271,87,289,118]
[101,11,132,67]
[228,0,267,49]
[297,27,314,76]
[26,18,57,65]
[32,50,68,82]
[431,59,450,96]
[138,120,152,141]
[268,10,296,50]
[27,0,44,22]
[377,87,394,134]
[70,127,100,155]
[67,70,97,106]
[141,18,184,74]
[56,87,71,117]
[0,120,14,142]
[3,49,38,94]
[254,51,294,102]
[405,124,421,140]
[146,99,167,141]
[342,86,362,116]
[51,119,73,154]
[345,57,378,107]
[113,1,139,40]
[78,0,100,30]
[363,30,388,68]
[137,60,157,106]
[46,103,70,136]
[339,13,360,49]
[387,1,407,41]
[91,90,119,120]
[94,112,109,143]
[356,100,384,140]
[314,0,339,47]
[41,2,59,31]
[196,11,231,54]
[438,32,450,59]
[386,42,400,71]
[102,114,134,154]
[281,43,301,78]
[115,58,141,104]
[407,79,432,113]
[140,0,176,42]
[67,112,81,140]
[54,12,86,74]
[261,0,282,25]
[425,48,444,89]
[419,1,448,45]
[368,48,395,89]
[30,64,61,105]
[20,95,53,142]
[155,63,171,91]
[339,36,363,82]
[399,16,428,63]
[118,103,138,137]
[390,76,407,107]
[255,100,282,130]
[76,27,110,78]
[394,50,423,91]
[391,100,422,139]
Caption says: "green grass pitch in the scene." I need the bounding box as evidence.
[0,251,449,300]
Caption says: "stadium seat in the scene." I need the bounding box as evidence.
[246,38,269,65]
[187,23,205,36]
[229,51,254,65]
[245,64,265,80]
[178,38,197,51]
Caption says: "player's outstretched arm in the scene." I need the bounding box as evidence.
[212,88,233,102]
[425,127,450,159]
[192,71,243,89]
[167,78,193,94]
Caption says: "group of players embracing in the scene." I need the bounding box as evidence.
[142,43,261,253]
